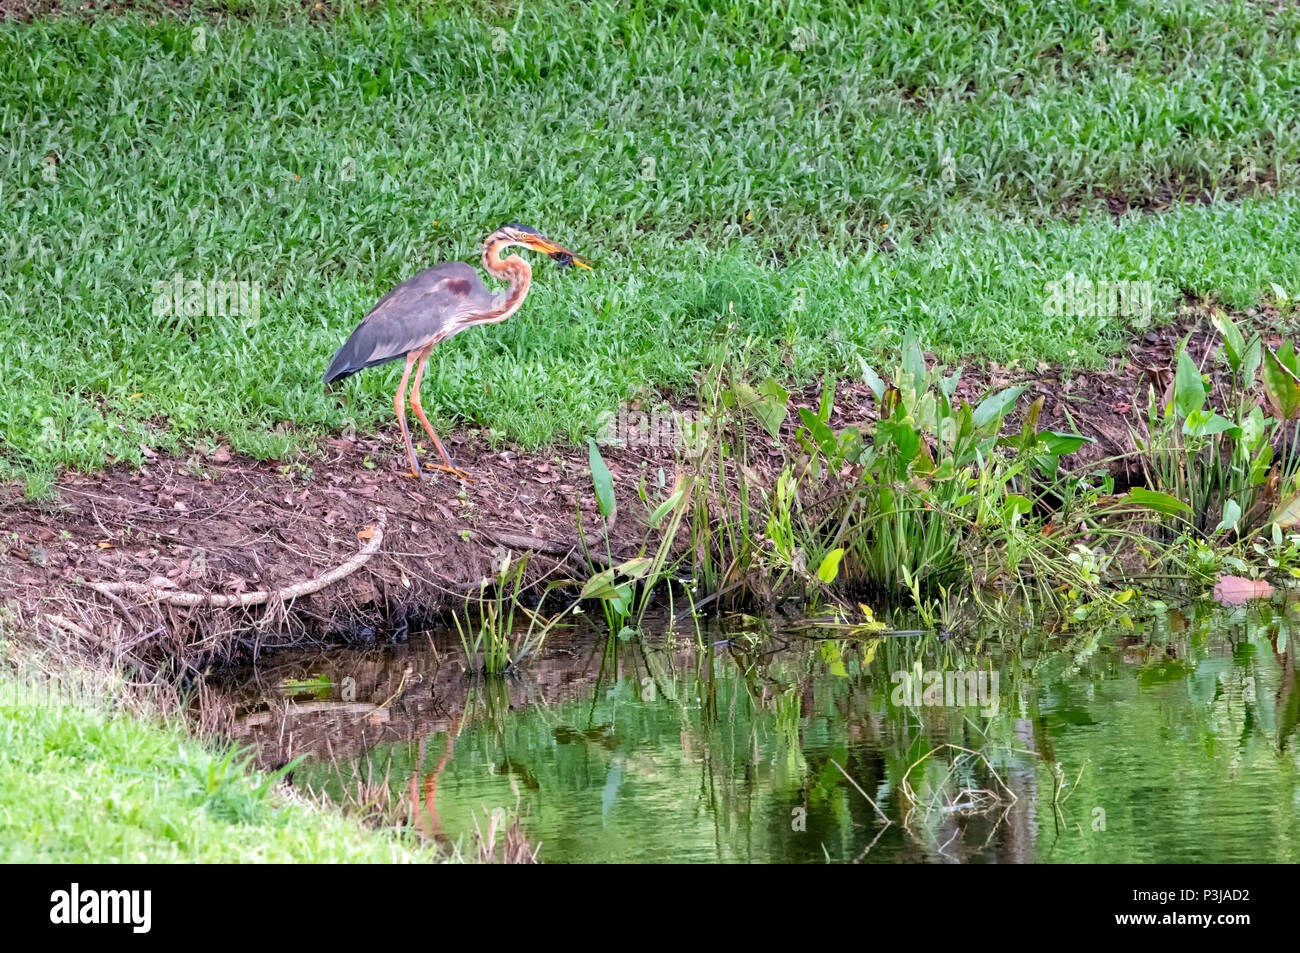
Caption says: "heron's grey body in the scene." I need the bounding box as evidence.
[322,262,498,384]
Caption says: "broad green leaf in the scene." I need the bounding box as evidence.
[614,556,654,580]
[818,376,836,421]
[816,548,845,584]
[901,339,927,390]
[1126,487,1193,516]
[1280,340,1300,374]
[759,378,790,428]
[1243,336,1263,386]
[973,385,1025,428]
[858,359,886,400]
[1183,411,1241,438]
[1040,431,1093,455]
[876,416,920,465]
[1214,499,1242,534]
[1263,346,1300,420]
[734,378,789,437]
[1212,311,1247,371]
[579,567,618,600]
[798,407,838,460]
[648,485,687,529]
[1174,350,1206,418]
[609,584,632,615]
[587,438,616,518]
[1002,494,1033,525]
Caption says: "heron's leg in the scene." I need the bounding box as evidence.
[393,351,422,480]
[410,348,475,480]
[409,347,454,468]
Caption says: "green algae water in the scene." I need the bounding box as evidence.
[212,602,1299,862]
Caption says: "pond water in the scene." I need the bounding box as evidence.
[205,601,1300,863]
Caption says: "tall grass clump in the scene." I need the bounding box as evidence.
[1135,313,1300,542]
[452,554,561,674]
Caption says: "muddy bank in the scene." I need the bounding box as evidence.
[0,308,1279,672]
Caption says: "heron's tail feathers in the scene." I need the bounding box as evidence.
[322,342,363,384]
[322,328,400,384]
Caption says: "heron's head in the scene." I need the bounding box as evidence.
[501,223,592,269]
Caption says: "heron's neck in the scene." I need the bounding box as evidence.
[480,236,533,323]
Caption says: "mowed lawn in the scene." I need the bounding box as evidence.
[3,0,1300,489]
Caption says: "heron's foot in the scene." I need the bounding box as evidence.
[425,463,476,482]
[406,467,426,481]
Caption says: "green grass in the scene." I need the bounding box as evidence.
[0,668,430,861]
[4,0,1300,484]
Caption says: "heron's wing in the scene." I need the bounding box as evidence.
[323,262,492,382]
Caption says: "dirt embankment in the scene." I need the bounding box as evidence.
[0,307,1280,673]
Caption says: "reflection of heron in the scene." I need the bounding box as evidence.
[323,224,590,480]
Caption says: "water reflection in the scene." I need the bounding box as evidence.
[202,602,1300,863]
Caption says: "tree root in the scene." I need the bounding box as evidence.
[84,510,387,609]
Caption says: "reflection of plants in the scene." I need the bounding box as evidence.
[773,687,807,780]
[898,744,1021,847]
[471,801,539,864]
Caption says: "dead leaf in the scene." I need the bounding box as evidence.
[1271,491,1300,528]
[357,527,376,540]
[145,575,177,589]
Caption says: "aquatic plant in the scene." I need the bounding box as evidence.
[1134,313,1300,540]
[578,331,1120,624]
[776,339,1109,608]
[452,554,559,675]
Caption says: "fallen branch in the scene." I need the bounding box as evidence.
[84,510,386,609]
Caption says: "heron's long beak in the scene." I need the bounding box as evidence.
[525,234,592,269]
